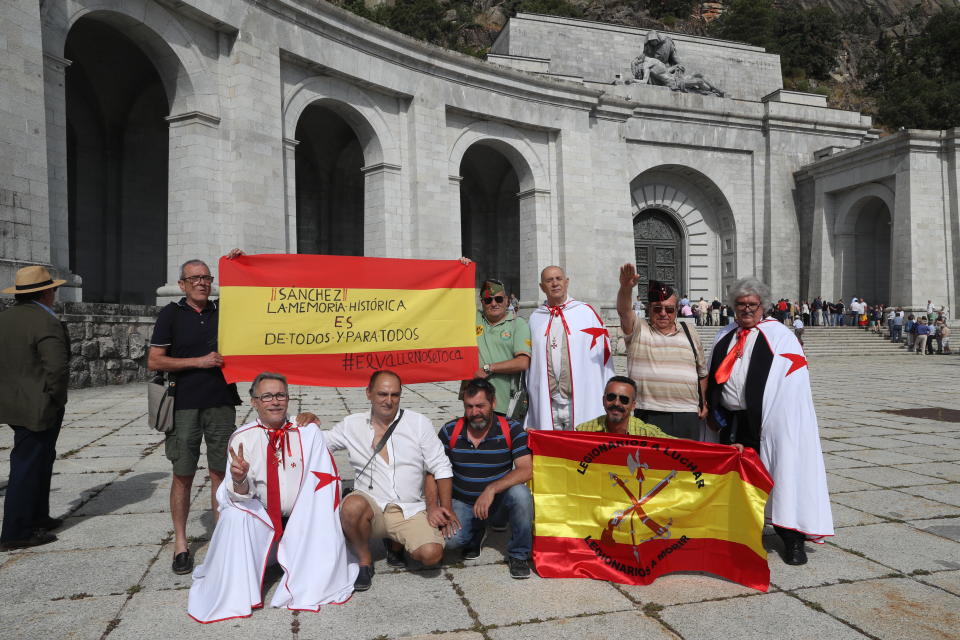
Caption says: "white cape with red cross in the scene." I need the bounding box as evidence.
[711,320,834,541]
[187,423,357,623]
[524,298,615,430]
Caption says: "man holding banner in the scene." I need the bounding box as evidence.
[328,370,454,592]
[525,266,614,430]
[473,278,531,413]
[707,277,833,566]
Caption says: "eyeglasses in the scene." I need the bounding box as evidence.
[604,392,632,405]
[734,302,761,311]
[650,305,677,314]
[482,295,505,305]
[182,275,214,285]
[253,392,288,402]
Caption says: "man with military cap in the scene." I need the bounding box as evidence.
[474,278,531,413]
[0,266,70,549]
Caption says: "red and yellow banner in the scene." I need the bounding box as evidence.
[218,255,478,386]
[529,430,772,591]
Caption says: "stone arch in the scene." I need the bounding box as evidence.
[448,121,547,193]
[833,184,895,305]
[449,122,550,301]
[283,76,396,168]
[43,0,220,118]
[630,165,736,300]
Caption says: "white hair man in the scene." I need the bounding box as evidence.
[705,278,833,566]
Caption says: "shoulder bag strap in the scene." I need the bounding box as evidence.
[355,409,405,490]
[679,321,704,411]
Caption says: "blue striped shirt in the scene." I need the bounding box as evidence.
[438,416,529,504]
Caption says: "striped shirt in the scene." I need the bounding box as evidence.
[438,417,529,504]
[625,315,706,413]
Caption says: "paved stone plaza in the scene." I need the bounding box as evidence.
[1,354,959,640]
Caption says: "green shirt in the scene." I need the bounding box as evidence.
[476,310,532,411]
[575,415,674,438]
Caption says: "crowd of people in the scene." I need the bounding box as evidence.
[0,258,836,622]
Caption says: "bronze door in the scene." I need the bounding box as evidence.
[634,209,682,294]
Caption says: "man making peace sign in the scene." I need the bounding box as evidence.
[187,372,356,623]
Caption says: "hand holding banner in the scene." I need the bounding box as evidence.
[218,254,478,386]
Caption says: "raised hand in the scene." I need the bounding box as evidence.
[228,442,250,486]
[619,263,641,289]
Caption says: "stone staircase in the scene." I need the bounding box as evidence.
[691,323,913,359]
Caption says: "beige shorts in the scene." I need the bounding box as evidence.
[352,490,444,553]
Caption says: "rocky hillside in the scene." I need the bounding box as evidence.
[335,0,959,129]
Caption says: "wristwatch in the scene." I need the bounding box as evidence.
[483,363,492,374]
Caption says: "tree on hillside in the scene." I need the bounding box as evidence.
[708,0,841,84]
[861,7,960,130]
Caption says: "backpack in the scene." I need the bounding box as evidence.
[448,415,513,452]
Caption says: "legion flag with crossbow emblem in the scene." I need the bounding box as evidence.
[528,430,773,591]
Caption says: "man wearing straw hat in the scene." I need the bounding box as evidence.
[0,266,70,550]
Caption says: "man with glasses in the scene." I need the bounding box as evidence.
[706,277,833,566]
[575,377,672,437]
[616,266,708,440]
[329,370,453,592]
[526,266,614,430]
[474,278,531,413]
[148,256,242,575]
[188,372,356,622]
[438,378,533,578]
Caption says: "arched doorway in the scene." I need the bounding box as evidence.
[65,17,169,304]
[294,104,364,256]
[459,144,521,296]
[633,209,683,294]
[841,197,892,304]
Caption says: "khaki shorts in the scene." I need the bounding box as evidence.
[166,406,236,476]
[352,490,444,553]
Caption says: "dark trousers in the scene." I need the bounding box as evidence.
[724,410,805,547]
[1,415,62,542]
[634,410,701,440]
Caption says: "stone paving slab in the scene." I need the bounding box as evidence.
[1,355,960,639]
[659,592,869,639]
[797,578,960,640]
[486,611,678,640]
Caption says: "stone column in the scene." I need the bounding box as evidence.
[282,137,299,253]
[834,232,855,300]
[517,187,556,303]
[156,111,223,304]
[361,162,404,257]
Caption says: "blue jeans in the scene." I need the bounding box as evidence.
[448,484,533,559]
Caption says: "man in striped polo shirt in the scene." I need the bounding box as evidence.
[437,378,533,578]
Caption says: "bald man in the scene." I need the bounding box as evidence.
[524,266,614,430]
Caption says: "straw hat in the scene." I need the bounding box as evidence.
[2,265,66,294]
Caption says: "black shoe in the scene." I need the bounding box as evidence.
[462,528,487,560]
[383,539,405,568]
[354,565,374,591]
[782,540,808,565]
[490,524,508,533]
[171,551,193,575]
[32,517,64,532]
[508,557,531,579]
[0,530,57,550]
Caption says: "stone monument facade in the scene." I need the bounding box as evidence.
[1,2,956,317]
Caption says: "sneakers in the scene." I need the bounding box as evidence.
[490,523,508,533]
[508,557,531,579]
[384,539,406,568]
[171,551,193,575]
[462,528,487,560]
[32,517,64,532]
[354,564,375,591]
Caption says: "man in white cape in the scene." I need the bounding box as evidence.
[706,277,833,566]
[188,372,357,623]
[525,266,614,430]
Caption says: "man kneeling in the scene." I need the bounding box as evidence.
[188,372,356,623]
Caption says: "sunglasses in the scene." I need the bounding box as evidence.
[604,392,632,405]
[482,295,505,305]
[651,305,677,314]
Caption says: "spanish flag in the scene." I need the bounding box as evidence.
[218,255,478,386]
[529,430,772,591]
